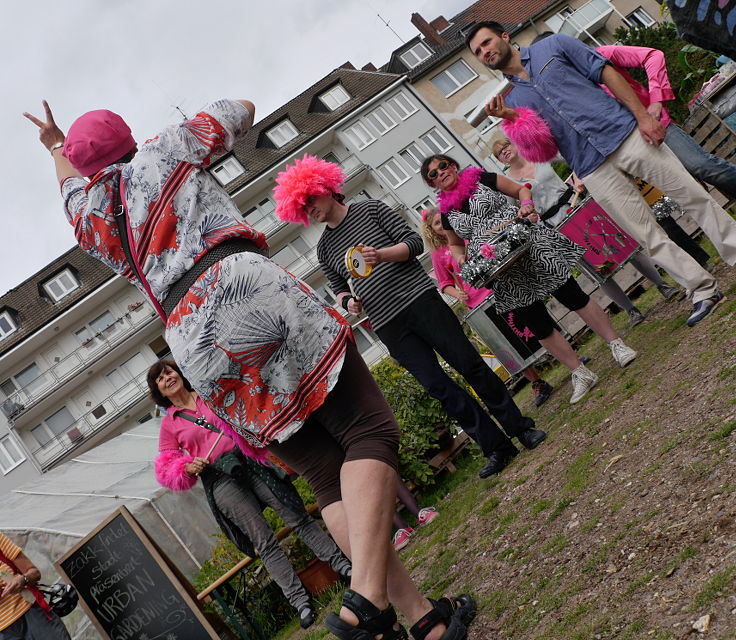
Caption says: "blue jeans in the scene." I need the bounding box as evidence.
[665,122,736,199]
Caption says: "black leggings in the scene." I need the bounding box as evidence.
[267,342,400,508]
[510,278,590,340]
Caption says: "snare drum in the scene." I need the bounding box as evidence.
[556,196,640,283]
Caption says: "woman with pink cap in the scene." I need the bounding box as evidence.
[25,101,475,640]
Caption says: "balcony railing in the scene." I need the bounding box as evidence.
[557,0,613,39]
[30,371,151,469]
[1,304,156,423]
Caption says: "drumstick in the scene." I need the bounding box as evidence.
[205,432,224,460]
[566,192,581,214]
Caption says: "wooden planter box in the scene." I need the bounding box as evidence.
[296,559,339,595]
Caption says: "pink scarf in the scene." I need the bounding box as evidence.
[438,167,483,214]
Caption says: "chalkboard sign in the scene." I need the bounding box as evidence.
[56,506,219,640]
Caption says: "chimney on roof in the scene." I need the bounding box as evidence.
[411,12,445,46]
[361,63,377,72]
[430,16,450,32]
[340,62,356,70]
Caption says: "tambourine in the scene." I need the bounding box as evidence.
[345,245,373,278]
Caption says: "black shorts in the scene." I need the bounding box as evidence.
[510,278,589,340]
[267,342,400,508]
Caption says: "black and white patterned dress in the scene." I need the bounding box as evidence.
[443,172,585,314]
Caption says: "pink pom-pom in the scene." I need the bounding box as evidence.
[273,154,345,226]
[501,107,558,163]
[154,450,197,491]
[480,243,496,260]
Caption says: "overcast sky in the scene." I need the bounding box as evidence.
[1,0,471,296]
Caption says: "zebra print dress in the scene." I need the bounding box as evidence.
[444,173,585,314]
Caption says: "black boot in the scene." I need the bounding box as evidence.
[478,447,518,478]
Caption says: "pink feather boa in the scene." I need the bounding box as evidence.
[438,166,483,213]
[501,107,559,163]
[207,412,270,464]
[154,450,197,491]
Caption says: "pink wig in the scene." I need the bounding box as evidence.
[154,450,197,491]
[273,154,345,226]
[501,107,558,163]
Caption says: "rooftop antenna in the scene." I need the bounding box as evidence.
[377,12,406,43]
[150,78,189,121]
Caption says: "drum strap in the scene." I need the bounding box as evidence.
[541,186,575,221]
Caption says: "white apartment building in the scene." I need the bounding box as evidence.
[0,248,166,493]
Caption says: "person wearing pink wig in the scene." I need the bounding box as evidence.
[26,103,474,640]
[274,154,546,469]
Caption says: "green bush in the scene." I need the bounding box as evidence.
[614,22,719,123]
[371,357,458,487]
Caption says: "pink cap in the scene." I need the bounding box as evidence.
[63,109,136,176]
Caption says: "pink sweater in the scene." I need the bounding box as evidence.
[431,246,490,309]
[597,45,676,129]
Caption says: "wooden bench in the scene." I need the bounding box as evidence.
[427,431,472,474]
[682,101,736,208]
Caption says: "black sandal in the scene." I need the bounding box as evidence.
[325,589,408,639]
[409,594,476,640]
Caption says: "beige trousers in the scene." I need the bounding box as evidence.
[584,130,735,303]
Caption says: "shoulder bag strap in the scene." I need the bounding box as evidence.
[113,176,167,321]
[172,410,222,435]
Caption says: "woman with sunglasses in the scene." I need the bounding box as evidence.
[421,154,638,404]
[492,138,680,328]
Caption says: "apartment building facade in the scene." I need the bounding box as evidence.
[0,248,166,492]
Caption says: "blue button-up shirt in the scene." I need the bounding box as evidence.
[504,34,637,178]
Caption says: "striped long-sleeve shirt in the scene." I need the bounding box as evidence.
[317,200,435,331]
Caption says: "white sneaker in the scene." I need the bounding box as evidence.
[570,365,598,404]
[608,338,637,367]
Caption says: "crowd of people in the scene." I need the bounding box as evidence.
[22,18,734,640]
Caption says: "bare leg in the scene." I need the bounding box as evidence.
[574,300,618,342]
[522,367,541,383]
[396,481,419,517]
[538,329,582,370]
[321,460,445,640]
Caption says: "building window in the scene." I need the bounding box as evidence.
[364,107,397,136]
[271,236,311,272]
[1,363,48,403]
[244,198,281,234]
[399,143,427,172]
[625,7,656,28]
[414,197,436,214]
[378,158,410,189]
[31,406,76,448]
[210,156,245,186]
[386,92,418,120]
[43,268,80,302]
[431,60,478,97]
[419,128,452,155]
[343,122,376,150]
[0,312,17,340]
[319,84,351,110]
[266,120,299,148]
[465,109,501,135]
[399,41,432,69]
[0,435,24,473]
[75,310,120,347]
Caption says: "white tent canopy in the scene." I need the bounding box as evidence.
[0,420,222,639]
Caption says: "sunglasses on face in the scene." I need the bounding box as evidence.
[427,160,450,181]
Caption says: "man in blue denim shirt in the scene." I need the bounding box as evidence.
[465,21,730,326]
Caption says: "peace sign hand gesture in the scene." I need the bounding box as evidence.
[23,100,65,152]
